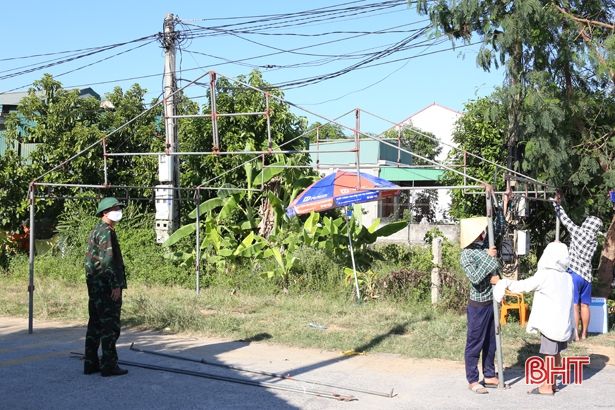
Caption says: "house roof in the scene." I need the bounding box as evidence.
[407,102,461,119]
[379,167,444,182]
[0,92,30,106]
[309,139,412,166]
[0,87,100,107]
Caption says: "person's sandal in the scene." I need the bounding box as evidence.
[527,387,553,396]
[469,384,488,394]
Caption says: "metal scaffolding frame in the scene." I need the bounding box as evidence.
[24,70,558,389]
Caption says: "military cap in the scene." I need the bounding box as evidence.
[96,197,124,217]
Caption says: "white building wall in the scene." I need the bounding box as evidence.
[402,103,462,222]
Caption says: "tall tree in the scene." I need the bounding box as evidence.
[305,122,347,142]
[3,75,163,228]
[417,0,615,294]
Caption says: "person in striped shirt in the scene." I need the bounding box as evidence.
[553,194,603,340]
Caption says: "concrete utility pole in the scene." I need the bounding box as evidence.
[156,13,180,243]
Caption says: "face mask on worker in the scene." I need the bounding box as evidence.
[107,210,123,222]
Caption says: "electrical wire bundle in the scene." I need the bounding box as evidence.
[1,0,475,101]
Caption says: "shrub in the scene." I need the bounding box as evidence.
[378,268,431,301]
[290,246,344,292]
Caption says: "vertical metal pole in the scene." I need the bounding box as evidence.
[102,138,108,186]
[346,207,361,303]
[486,193,505,388]
[210,71,219,151]
[27,184,36,334]
[396,127,401,164]
[265,93,272,151]
[463,152,467,189]
[555,213,561,242]
[195,189,201,296]
[354,108,361,187]
[162,13,179,233]
[315,127,320,171]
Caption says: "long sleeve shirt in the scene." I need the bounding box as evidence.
[493,242,574,342]
[460,209,505,303]
[85,221,127,289]
[553,203,600,283]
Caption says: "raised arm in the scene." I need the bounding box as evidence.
[553,202,580,236]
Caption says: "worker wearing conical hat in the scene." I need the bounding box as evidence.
[461,186,509,394]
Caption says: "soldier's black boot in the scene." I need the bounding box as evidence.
[101,365,128,377]
[84,358,100,375]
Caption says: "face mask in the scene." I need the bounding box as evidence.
[107,210,123,222]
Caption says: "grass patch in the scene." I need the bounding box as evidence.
[2,274,611,366]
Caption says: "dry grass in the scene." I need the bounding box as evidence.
[1,275,611,366]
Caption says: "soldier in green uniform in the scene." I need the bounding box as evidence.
[83,197,128,377]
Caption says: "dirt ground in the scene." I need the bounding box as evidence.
[1,316,614,409]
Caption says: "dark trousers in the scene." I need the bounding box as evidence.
[84,280,122,371]
[465,303,496,384]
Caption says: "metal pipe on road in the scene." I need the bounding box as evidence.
[71,352,356,401]
[129,343,394,398]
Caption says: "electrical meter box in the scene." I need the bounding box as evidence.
[516,196,528,217]
[155,184,174,243]
[155,185,173,220]
[158,154,173,183]
[516,230,530,256]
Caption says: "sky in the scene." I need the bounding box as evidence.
[1,0,505,134]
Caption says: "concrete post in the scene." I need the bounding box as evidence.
[431,236,443,304]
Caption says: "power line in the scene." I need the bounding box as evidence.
[0,34,158,64]
[181,0,373,22]
[209,22,428,38]
[0,40,158,95]
[0,34,159,96]
[63,40,467,96]
[181,0,410,37]
[271,28,429,90]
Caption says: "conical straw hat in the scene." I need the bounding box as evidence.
[459,217,488,249]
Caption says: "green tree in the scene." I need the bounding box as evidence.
[0,150,34,228]
[442,97,507,219]
[180,70,307,192]
[305,122,347,142]
[384,125,441,166]
[418,0,615,294]
[3,75,163,227]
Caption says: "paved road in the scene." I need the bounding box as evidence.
[1,317,614,409]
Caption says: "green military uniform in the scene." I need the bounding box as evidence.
[84,199,127,374]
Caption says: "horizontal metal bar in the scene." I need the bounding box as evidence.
[32,182,260,192]
[464,190,556,200]
[34,195,153,202]
[380,185,482,191]
[34,182,108,189]
[105,149,357,157]
[216,111,267,117]
[168,111,266,119]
